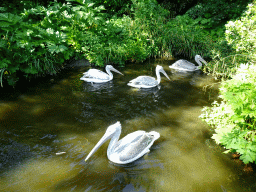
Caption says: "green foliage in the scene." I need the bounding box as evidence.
[3,0,253,86]
[158,0,199,18]
[200,64,256,164]
[0,2,76,86]
[204,1,256,79]
[0,0,128,85]
[92,0,132,16]
[187,0,251,30]
[220,64,256,127]
[129,0,170,59]
[1,0,173,86]
[185,0,252,69]
[204,54,250,79]
[164,14,215,59]
[225,2,256,58]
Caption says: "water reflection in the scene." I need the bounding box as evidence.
[0,61,255,192]
[82,81,116,93]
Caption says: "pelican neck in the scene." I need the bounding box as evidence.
[195,57,202,68]
[156,69,161,84]
[107,128,121,157]
[105,67,113,79]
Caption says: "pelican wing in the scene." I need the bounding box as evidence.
[83,69,110,80]
[114,131,157,162]
[171,59,197,71]
[113,131,145,154]
[128,76,157,86]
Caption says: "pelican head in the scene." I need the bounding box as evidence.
[156,65,170,83]
[103,121,121,136]
[106,65,123,76]
[85,122,121,162]
[195,55,207,68]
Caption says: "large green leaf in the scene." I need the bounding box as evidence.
[0,13,21,24]
[240,151,256,164]
[0,21,12,28]
[0,58,10,68]
[48,44,68,54]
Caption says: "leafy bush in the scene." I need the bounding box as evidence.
[6,0,253,86]
[225,2,256,58]
[187,0,251,30]
[204,1,256,79]
[200,63,256,164]
[204,53,252,79]
[1,0,175,86]
[0,0,131,85]
[158,0,199,18]
[164,13,215,59]
[0,2,77,86]
[92,0,132,16]
[129,0,170,59]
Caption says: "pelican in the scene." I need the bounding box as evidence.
[169,55,207,72]
[80,65,123,83]
[127,65,170,88]
[85,122,160,164]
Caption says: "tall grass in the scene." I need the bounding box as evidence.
[162,14,215,60]
[205,54,253,79]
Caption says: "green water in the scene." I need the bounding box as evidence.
[0,60,255,191]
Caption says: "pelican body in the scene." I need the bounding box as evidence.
[169,55,207,72]
[127,65,170,88]
[80,65,123,83]
[85,122,160,164]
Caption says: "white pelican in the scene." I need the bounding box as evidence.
[80,65,123,83]
[169,55,207,72]
[127,65,170,88]
[85,121,160,164]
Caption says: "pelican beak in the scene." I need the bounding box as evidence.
[111,68,123,75]
[160,69,170,81]
[85,132,112,162]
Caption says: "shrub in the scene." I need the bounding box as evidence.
[0,0,129,85]
[129,0,170,59]
[225,2,256,58]
[92,0,132,16]
[0,2,76,86]
[164,13,215,59]
[187,0,251,30]
[1,0,174,86]
[204,1,256,79]
[200,63,256,164]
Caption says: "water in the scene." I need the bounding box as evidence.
[0,59,255,191]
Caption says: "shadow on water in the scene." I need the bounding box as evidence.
[0,59,256,191]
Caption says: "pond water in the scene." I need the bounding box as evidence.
[0,59,255,192]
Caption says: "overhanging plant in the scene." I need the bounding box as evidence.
[200,63,256,164]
